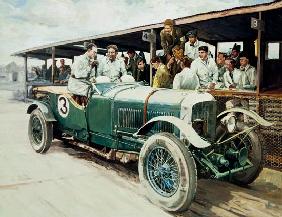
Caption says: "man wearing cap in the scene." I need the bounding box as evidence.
[98,44,127,82]
[190,46,218,88]
[239,52,256,89]
[231,43,241,69]
[184,30,209,60]
[68,43,98,100]
[160,19,185,55]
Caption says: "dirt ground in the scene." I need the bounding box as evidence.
[0,85,281,217]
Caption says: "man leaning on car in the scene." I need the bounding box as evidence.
[67,42,98,105]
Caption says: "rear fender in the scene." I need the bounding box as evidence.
[27,101,56,122]
[134,116,211,148]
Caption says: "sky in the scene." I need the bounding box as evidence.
[0,0,274,66]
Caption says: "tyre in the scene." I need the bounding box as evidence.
[231,122,263,185]
[138,132,197,212]
[28,108,53,153]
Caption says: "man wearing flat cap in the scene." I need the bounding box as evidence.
[184,30,209,60]
[239,51,257,90]
[160,19,185,55]
[190,46,218,88]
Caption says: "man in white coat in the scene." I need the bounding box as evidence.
[68,43,98,97]
[184,30,209,60]
[98,44,127,82]
[190,46,218,89]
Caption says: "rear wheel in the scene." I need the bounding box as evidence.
[138,132,197,212]
[28,109,53,153]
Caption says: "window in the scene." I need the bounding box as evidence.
[266,42,280,60]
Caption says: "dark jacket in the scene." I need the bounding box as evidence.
[137,64,150,84]
[160,27,185,55]
[126,54,142,80]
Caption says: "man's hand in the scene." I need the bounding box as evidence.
[209,82,216,89]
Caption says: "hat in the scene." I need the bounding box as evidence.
[239,51,250,59]
[198,46,208,52]
[232,43,241,52]
[186,30,197,38]
[163,19,174,26]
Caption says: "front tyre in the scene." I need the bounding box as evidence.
[138,133,197,212]
[231,122,263,185]
[28,109,53,153]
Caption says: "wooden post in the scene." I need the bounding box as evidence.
[149,29,156,86]
[24,55,28,100]
[256,12,265,97]
[51,46,55,83]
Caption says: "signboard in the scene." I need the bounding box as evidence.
[142,31,156,43]
[251,17,264,31]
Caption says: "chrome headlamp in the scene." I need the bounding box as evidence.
[221,113,237,133]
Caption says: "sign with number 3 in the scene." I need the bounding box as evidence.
[58,95,69,118]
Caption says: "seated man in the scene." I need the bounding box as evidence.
[126,49,142,80]
[67,43,98,105]
[216,52,227,82]
[55,59,71,84]
[98,44,127,82]
[223,58,242,89]
[239,52,256,90]
[136,58,150,84]
[190,46,218,89]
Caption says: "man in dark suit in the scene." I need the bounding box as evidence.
[136,58,150,84]
[160,19,185,55]
[126,49,142,81]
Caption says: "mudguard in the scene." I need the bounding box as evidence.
[27,101,56,122]
[134,116,211,148]
[217,107,273,127]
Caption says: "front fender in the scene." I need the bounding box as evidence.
[217,107,273,127]
[27,101,56,122]
[134,116,211,148]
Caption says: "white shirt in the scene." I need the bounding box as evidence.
[223,68,242,88]
[98,57,127,82]
[190,57,218,87]
[184,40,209,60]
[173,67,199,90]
[240,64,256,87]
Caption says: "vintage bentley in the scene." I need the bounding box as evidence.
[27,83,272,212]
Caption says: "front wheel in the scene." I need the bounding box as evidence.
[231,122,263,185]
[138,133,197,212]
[28,109,53,153]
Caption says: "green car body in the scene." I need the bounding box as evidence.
[27,83,272,212]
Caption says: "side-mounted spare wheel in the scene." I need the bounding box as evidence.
[138,132,197,212]
[28,108,53,153]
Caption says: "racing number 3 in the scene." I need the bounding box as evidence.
[58,95,69,117]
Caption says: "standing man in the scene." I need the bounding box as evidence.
[68,43,98,104]
[239,52,256,90]
[160,19,185,55]
[184,30,208,60]
[98,44,127,82]
[231,43,241,69]
[126,49,142,80]
[190,46,218,89]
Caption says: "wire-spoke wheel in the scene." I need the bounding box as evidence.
[231,122,263,185]
[28,109,53,153]
[139,133,197,212]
